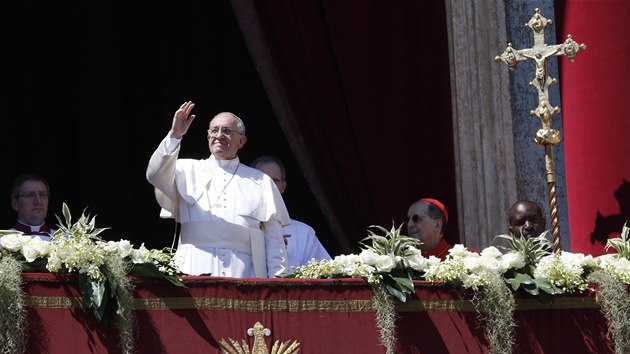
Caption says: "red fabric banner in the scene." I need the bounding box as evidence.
[560,0,630,255]
[21,273,612,353]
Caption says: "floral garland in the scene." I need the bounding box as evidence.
[287,223,630,352]
[0,203,184,354]
[3,204,629,353]
[0,254,27,354]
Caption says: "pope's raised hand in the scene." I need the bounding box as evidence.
[170,101,196,139]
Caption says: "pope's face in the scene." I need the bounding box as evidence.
[207,113,246,160]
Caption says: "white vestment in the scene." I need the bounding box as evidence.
[146,134,290,278]
[283,219,331,269]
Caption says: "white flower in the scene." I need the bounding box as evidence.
[131,244,150,263]
[21,237,51,262]
[0,234,32,252]
[406,250,428,272]
[102,239,133,258]
[374,254,396,273]
[596,254,630,284]
[481,246,503,259]
[534,252,594,292]
[500,252,526,271]
[448,244,469,258]
[359,249,379,266]
[462,255,483,272]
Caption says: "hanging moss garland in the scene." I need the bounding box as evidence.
[471,272,516,354]
[372,283,398,354]
[0,256,28,354]
[588,270,630,354]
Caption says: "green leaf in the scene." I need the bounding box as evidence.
[381,274,414,302]
[391,276,415,293]
[384,282,408,302]
[533,278,563,295]
[21,258,49,272]
[104,267,119,295]
[520,282,540,295]
[62,202,72,227]
[505,273,535,291]
[129,263,186,288]
[79,273,110,322]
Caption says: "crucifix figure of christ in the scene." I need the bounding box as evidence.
[495,8,586,252]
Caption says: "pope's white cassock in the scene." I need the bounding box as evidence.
[147,134,290,278]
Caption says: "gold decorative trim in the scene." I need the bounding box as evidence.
[396,298,477,312]
[396,296,600,312]
[26,296,85,308]
[134,298,376,312]
[26,295,599,312]
[514,296,599,310]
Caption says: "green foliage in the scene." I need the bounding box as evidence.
[504,272,561,304]
[129,263,187,288]
[79,272,110,322]
[497,232,560,302]
[54,202,109,242]
[360,224,421,259]
[361,223,421,302]
[606,222,630,259]
[496,231,552,266]
[382,273,415,302]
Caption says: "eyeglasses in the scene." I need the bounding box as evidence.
[407,215,421,223]
[16,192,49,201]
[207,127,242,137]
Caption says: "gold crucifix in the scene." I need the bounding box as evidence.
[495,8,586,252]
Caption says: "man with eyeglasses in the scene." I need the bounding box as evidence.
[147,101,290,278]
[406,198,452,260]
[9,173,55,240]
[251,155,331,269]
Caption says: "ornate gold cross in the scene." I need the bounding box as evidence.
[219,321,300,354]
[495,8,586,252]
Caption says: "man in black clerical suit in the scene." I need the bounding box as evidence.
[9,173,54,240]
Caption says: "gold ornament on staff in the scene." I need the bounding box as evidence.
[495,8,586,253]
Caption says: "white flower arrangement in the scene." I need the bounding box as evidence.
[533,252,598,293]
[288,223,630,297]
[289,223,630,354]
[0,203,184,354]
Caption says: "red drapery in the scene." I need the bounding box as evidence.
[558,0,630,255]
[23,273,612,353]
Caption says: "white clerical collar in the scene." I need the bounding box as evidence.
[17,220,45,232]
[211,155,240,169]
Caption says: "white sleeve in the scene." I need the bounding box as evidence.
[261,216,288,277]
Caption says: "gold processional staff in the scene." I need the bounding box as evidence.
[495,8,586,252]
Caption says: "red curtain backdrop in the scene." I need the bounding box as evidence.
[232,0,458,253]
[558,0,630,255]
